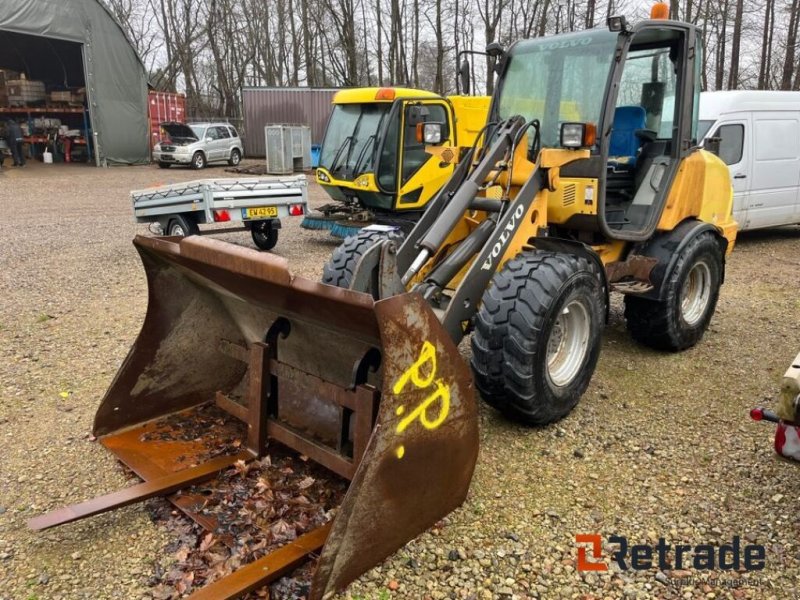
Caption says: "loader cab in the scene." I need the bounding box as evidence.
[317,88,455,213]
[493,20,699,242]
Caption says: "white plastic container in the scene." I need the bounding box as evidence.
[42,150,53,164]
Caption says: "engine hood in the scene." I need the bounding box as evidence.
[161,122,198,144]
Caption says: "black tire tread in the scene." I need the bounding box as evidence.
[471,251,605,425]
[624,231,722,351]
[322,229,404,289]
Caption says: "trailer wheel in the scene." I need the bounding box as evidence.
[167,215,199,237]
[158,162,171,169]
[191,151,206,170]
[624,231,722,351]
[322,229,405,294]
[251,221,279,251]
[228,149,241,166]
[471,252,605,425]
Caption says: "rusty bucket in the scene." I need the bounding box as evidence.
[31,235,479,600]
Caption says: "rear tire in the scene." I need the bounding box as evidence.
[158,162,171,169]
[251,221,279,251]
[191,151,206,170]
[228,149,241,166]
[167,215,199,237]
[624,231,722,351]
[471,252,605,425]
[322,229,405,294]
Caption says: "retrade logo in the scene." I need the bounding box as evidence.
[575,534,766,572]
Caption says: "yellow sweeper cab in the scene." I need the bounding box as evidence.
[304,87,489,237]
[32,5,736,600]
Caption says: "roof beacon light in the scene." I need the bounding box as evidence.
[651,2,670,19]
[375,88,396,101]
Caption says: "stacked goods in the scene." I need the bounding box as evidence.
[0,69,20,105]
[8,79,46,106]
[50,91,72,103]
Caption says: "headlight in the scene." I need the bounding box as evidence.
[317,170,330,183]
[560,122,596,149]
[153,143,161,151]
[416,122,444,145]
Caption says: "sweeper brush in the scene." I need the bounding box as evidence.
[31,235,478,600]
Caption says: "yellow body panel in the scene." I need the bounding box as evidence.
[332,87,441,104]
[657,149,737,254]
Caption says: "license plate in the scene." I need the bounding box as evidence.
[242,206,278,219]
[161,154,174,160]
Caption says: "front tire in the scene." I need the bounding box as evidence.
[251,221,279,251]
[471,252,605,425]
[322,229,405,294]
[228,149,241,166]
[191,151,206,170]
[624,231,723,351]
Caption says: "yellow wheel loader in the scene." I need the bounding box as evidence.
[304,87,489,237]
[33,6,735,600]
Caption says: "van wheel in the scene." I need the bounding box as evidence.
[624,231,723,351]
[251,221,279,251]
[167,215,199,237]
[191,151,206,170]
[471,252,605,425]
[322,229,405,295]
[228,149,241,166]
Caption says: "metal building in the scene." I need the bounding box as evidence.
[242,87,339,157]
[0,0,150,165]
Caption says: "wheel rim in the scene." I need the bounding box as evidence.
[232,151,240,165]
[170,223,185,236]
[195,154,204,168]
[680,260,711,326]
[546,299,591,388]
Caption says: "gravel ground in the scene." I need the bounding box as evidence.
[1,160,799,600]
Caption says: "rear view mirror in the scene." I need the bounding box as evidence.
[406,105,430,127]
[459,59,471,96]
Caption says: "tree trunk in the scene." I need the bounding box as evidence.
[727,0,744,89]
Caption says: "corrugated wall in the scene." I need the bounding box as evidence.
[242,87,339,157]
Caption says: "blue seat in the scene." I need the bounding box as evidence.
[609,105,647,168]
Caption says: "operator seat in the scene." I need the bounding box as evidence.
[608,105,647,170]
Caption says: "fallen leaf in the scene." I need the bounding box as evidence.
[297,476,315,490]
[199,532,216,552]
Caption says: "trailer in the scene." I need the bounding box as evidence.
[131,175,308,251]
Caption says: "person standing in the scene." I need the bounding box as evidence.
[6,119,25,166]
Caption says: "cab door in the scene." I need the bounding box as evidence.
[394,100,455,211]
[709,117,750,228]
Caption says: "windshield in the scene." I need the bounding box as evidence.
[320,103,391,179]
[190,125,206,139]
[697,119,714,140]
[497,30,618,148]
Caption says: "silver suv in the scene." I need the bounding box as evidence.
[153,122,244,169]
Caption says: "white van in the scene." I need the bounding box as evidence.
[699,91,800,231]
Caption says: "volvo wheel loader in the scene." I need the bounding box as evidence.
[32,6,735,600]
[303,87,489,237]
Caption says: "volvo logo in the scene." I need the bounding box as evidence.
[481,204,526,271]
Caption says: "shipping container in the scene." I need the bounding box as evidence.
[148,90,187,152]
[242,87,339,157]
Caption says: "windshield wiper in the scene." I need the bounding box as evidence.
[329,136,354,174]
[352,134,377,177]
